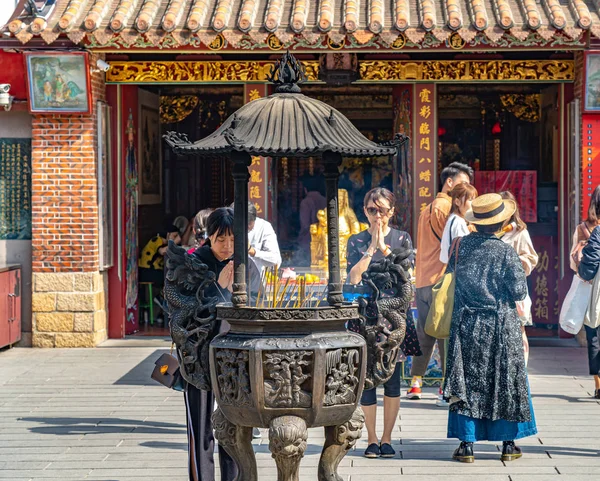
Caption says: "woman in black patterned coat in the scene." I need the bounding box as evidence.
[443,194,537,463]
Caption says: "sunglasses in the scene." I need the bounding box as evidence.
[366,206,391,217]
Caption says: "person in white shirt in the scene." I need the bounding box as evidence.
[440,182,479,264]
[499,191,539,367]
[243,203,282,274]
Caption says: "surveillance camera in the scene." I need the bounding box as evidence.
[96,60,111,72]
[0,84,12,110]
[0,84,10,93]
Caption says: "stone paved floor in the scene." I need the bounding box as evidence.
[0,337,599,481]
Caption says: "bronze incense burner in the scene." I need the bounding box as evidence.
[164,52,411,481]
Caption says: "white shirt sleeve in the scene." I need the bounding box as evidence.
[440,215,470,264]
[250,218,282,268]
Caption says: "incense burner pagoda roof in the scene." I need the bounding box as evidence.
[2,0,597,47]
[164,52,397,158]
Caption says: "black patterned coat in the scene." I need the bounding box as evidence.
[443,232,531,423]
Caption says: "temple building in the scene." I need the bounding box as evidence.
[0,0,597,347]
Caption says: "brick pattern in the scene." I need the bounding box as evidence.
[31,54,105,273]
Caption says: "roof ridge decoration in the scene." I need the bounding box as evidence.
[212,0,234,32]
[290,0,308,33]
[187,0,210,31]
[344,0,360,33]
[58,0,85,31]
[84,0,112,32]
[110,0,141,32]
[136,0,162,33]
[570,0,592,29]
[492,0,514,29]
[419,0,437,31]
[522,0,542,29]
[369,0,385,34]
[162,0,189,32]
[394,0,410,31]
[238,0,259,32]
[446,0,464,30]
[318,0,334,32]
[267,51,306,93]
[469,0,488,31]
[264,0,284,32]
[544,0,567,30]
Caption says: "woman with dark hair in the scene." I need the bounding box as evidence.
[575,185,600,399]
[444,194,536,463]
[184,207,261,481]
[499,191,538,366]
[346,187,421,459]
[571,185,600,272]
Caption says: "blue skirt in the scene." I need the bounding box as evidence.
[447,391,537,442]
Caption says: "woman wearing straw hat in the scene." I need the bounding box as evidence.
[442,193,537,463]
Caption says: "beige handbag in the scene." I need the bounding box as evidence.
[425,238,461,339]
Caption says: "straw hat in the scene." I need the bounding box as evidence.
[464,193,516,226]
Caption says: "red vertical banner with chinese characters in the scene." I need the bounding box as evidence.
[529,236,559,331]
[244,84,271,221]
[413,84,437,236]
[581,115,600,220]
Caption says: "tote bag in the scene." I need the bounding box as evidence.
[425,238,461,339]
[559,275,592,334]
[586,268,600,329]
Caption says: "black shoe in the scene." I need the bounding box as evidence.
[364,443,380,458]
[380,443,396,458]
[501,441,522,461]
[453,441,474,463]
[595,389,600,399]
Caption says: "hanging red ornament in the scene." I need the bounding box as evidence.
[438,126,446,136]
[491,122,502,135]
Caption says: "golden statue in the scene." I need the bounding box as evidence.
[310,189,368,271]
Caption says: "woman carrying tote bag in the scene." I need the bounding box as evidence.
[578,224,600,399]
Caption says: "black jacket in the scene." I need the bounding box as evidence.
[193,246,261,302]
[579,226,600,282]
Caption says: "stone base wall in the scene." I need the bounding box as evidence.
[31,272,107,348]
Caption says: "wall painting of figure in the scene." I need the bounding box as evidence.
[24,52,92,114]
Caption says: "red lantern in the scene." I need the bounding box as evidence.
[492,122,502,135]
[438,126,446,137]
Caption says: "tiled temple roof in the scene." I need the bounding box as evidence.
[2,0,598,47]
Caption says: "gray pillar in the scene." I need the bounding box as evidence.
[323,151,343,306]
[232,151,251,307]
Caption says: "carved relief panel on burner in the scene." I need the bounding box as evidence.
[263,351,313,408]
[323,348,361,406]
[215,349,253,406]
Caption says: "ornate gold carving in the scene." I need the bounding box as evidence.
[267,33,283,50]
[160,95,200,124]
[208,33,225,50]
[500,94,540,122]
[106,60,319,83]
[106,60,571,84]
[359,60,574,82]
[449,32,466,49]
[390,33,406,49]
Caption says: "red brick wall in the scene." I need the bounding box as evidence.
[574,50,584,217]
[31,54,105,273]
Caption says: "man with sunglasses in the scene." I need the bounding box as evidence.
[409,162,473,405]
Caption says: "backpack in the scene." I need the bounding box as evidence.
[572,223,591,269]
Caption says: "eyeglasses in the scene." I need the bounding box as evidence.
[366,206,391,217]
